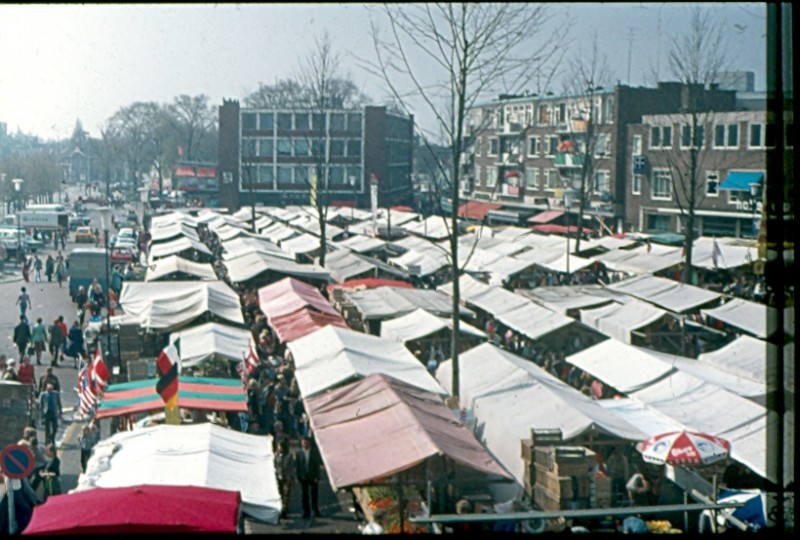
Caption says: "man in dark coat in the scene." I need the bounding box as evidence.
[295,436,322,518]
[13,315,31,357]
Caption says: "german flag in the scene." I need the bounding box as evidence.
[156,339,181,406]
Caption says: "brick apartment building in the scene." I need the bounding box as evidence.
[217,100,414,211]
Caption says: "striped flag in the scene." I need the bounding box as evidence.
[156,339,181,406]
[236,341,259,390]
[92,344,111,391]
[76,356,98,418]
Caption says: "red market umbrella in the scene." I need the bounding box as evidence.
[639,431,731,466]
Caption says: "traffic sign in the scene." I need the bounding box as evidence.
[0,444,35,479]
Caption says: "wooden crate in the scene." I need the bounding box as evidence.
[531,428,563,447]
[534,446,595,475]
[520,439,533,461]
[533,484,563,512]
[535,468,574,500]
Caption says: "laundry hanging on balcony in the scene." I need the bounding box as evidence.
[557,140,576,152]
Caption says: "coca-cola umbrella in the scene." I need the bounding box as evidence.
[639,430,731,466]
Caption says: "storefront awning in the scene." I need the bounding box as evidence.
[457,201,502,221]
[719,171,763,191]
[175,165,195,177]
[528,210,564,224]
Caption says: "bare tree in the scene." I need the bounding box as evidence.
[365,4,561,399]
[167,94,217,162]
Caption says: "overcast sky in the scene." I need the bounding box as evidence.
[0,3,767,141]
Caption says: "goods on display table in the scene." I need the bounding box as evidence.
[353,485,427,534]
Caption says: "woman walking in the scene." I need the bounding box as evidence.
[45,254,54,282]
[31,317,48,366]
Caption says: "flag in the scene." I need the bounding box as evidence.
[76,356,98,418]
[237,342,259,389]
[92,344,111,391]
[711,238,722,269]
[156,339,181,406]
[177,144,184,157]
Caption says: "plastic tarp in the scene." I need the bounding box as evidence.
[221,237,289,261]
[697,335,771,386]
[148,236,213,262]
[380,308,486,343]
[75,423,282,523]
[580,299,667,343]
[305,373,510,490]
[170,322,255,367]
[119,281,244,331]
[145,255,217,282]
[334,234,386,254]
[565,339,676,394]
[701,298,773,339]
[516,286,616,316]
[269,308,348,344]
[22,484,241,535]
[287,326,446,398]
[148,222,201,244]
[608,275,721,313]
[629,371,770,482]
[318,249,375,282]
[436,344,646,498]
[224,252,331,284]
[404,215,460,240]
[258,277,340,321]
[346,286,473,320]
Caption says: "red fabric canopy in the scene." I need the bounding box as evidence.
[326,278,413,296]
[196,167,216,178]
[457,201,502,221]
[23,484,240,535]
[391,205,414,212]
[175,165,195,177]
[530,224,593,234]
[305,373,511,490]
[259,277,340,321]
[270,307,348,343]
[528,210,565,224]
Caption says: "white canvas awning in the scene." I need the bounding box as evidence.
[450,234,530,257]
[148,222,201,244]
[514,247,594,273]
[148,236,213,262]
[221,237,288,261]
[334,234,386,254]
[691,237,757,270]
[566,339,676,394]
[76,423,281,523]
[404,215,459,240]
[701,298,773,339]
[697,335,771,385]
[260,223,300,244]
[580,299,667,343]
[462,285,529,316]
[213,224,254,242]
[596,398,685,438]
[608,275,721,313]
[280,233,322,257]
[318,249,375,282]
[346,286,473,320]
[145,255,217,282]
[389,246,450,277]
[499,302,574,340]
[517,286,617,316]
[380,308,486,343]
[224,252,331,284]
[150,212,198,230]
[170,322,255,367]
[487,257,538,286]
[436,274,491,300]
[591,249,682,275]
[287,326,446,398]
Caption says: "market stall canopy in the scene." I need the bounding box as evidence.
[232,206,261,221]
[528,210,564,224]
[514,247,595,273]
[213,224,256,242]
[144,255,216,282]
[195,210,226,227]
[270,308,348,344]
[22,484,241,535]
[566,339,676,394]
[148,236,213,262]
[292,215,344,240]
[577,236,640,252]
[333,234,386,254]
[169,323,255,367]
[346,286,473,320]
[287,325,446,398]
[380,308,486,343]
[517,285,617,316]
[701,298,774,340]
[596,398,684,438]
[389,244,450,277]
[224,251,331,284]
[530,224,593,235]
[148,222,201,244]
[457,201,502,221]
[327,278,413,296]
[608,275,721,313]
[376,208,421,226]
[456,247,505,273]
[94,376,247,419]
[221,236,288,261]
[498,301,575,340]
[486,257,539,286]
[207,214,247,231]
[458,283,530,316]
[305,373,510,490]
[260,222,300,244]
[436,344,646,497]
[697,335,771,385]
[119,281,244,331]
[404,215,461,240]
[75,423,281,523]
[437,273,491,300]
[580,299,667,343]
[591,249,682,275]
[389,235,438,254]
[253,215,274,233]
[691,237,758,270]
[318,249,376,282]
[258,277,340,321]
[450,234,530,257]
[150,212,198,230]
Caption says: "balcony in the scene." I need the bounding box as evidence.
[502,122,523,134]
[553,152,586,169]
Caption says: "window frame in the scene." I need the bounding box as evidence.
[488,137,499,157]
[705,170,720,197]
[525,167,540,190]
[528,135,540,157]
[632,173,642,195]
[486,166,497,188]
[651,168,673,200]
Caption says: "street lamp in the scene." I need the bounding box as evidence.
[12,178,24,267]
[98,206,113,372]
[563,188,574,277]
[349,175,357,221]
[749,183,761,238]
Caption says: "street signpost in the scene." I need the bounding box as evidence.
[1,444,35,534]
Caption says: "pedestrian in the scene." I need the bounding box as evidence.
[295,436,322,518]
[39,383,62,445]
[78,423,99,473]
[2,357,20,381]
[55,254,67,287]
[13,314,32,358]
[76,286,88,326]
[31,317,48,366]
[22,256,30,282]
[18,355,36,389]
[45,254,54,282]
[33,255,43,282]
[38,366,61,394]
[39,443,62,500]
[48,318,65,366]
[16,286,31,321]
[66,320,86,364]
[275,439,295,519]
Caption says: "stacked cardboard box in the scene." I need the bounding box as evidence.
[532,446,596,511]
[520,429,563,497]
[591,475,613,508]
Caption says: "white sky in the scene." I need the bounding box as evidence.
[0,3,767,141]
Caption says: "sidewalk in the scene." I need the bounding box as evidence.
[0,268,23,284]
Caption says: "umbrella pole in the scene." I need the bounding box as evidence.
[683,491,689,532]
[711,474,718,529]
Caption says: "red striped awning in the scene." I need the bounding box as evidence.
[196,167,216,178]
[175,166,195,177]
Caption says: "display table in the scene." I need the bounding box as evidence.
[353,486,427,534]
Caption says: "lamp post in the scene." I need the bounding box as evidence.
[749,183,760,238]
[98,206,113,371]
[12,178,24,267]
[349,175,357,221]
[563,189,574,277]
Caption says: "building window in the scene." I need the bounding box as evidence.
[258,165,274,184]
[276,166,293,183]
[312,113,326,131]
[311,139,325,157]
[486,166,497,188]
[295,166,310,185]
[650,125,672,149]
[346,165,362,184]
[294,139,310,156]
[257,139,273,157]
[329,139,345,157]
[331,113,346,131]
[632,134,642,155]
[651,169,672,200]
[537,104,551,125]
[526,167,540,189]
[347,113,362,132]
[647,214,672,232]
[556,103,566,124]
[604,95,615,124]
[258,113,274,131]
[277,139,292,156]
[632,174,642,195]
[242,113,257,131]
[241,138,257,158]
[294,113,310,131]
[706,171,719,196]
[347,139,362,158]
[594,170,610,193]
[329,166,344,185]
[594,133,611,158]
[749,123,764,148]
[545,136,559,156]
[714,123,739,148]
[544,169,559,190]
[528,136,540,157]
[488,137,499,156]
[277,113,293,131]
[680,124,705,149]
[474,138,482,157]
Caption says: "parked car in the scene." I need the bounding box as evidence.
[75,226,96,243]
[69,213,91,231]
[110,246,136,264]
[126,210,139,224]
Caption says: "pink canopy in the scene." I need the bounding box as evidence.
[269,307,348,344]
[305,373,511,490]
[258,277,340,321]
[531,224,593,234]
[528,210,565,224]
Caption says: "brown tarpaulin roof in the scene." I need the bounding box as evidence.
[305,373,511,490]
